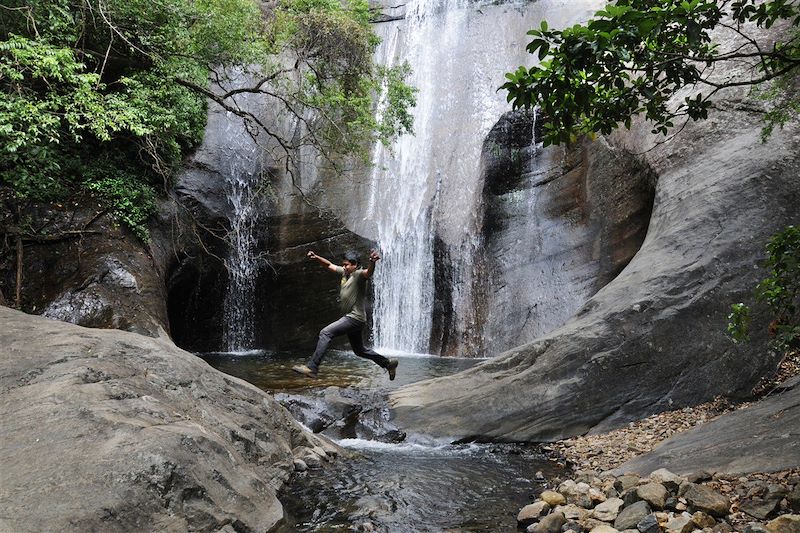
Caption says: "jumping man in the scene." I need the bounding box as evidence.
[292,249,399,380]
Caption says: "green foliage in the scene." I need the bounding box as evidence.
[272,0,416,161]
[0,0,414,239]
[83,171,158,242]
[501,0,800,146]
[728,226,800,351]
[728,302,751,343]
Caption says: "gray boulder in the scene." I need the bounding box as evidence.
[615,501,653,531]
[519,502,553,527]
[0,306,334,532]
[593,498,626,522]
[615,385,800,476]
[682,484,731,518]
[530,512,568,533]
[637,514,661,533]
[637,483,669,511]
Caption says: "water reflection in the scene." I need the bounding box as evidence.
[198,350,482,392]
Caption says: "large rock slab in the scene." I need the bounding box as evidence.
[389,69,800,441]
[614,385,800,476]
[0,306,333,532]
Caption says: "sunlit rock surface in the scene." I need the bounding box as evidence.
[0,306,334,532]
[389,81,800,441]
[615,382,800,476]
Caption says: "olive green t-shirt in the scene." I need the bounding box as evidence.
[335,266,367,323]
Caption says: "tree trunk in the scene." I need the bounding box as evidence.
[15,235,22,309]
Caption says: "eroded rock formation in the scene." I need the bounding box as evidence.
[0,204,169,337]
[460,109,656,354]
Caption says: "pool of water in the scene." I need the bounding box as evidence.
[198,349,482,392]
[277,441,557,532]
[199,350,559,532]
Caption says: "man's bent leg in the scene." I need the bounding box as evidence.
[307,317,352,372]
[347,323,390,368]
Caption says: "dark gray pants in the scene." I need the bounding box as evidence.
[308,316,389,372]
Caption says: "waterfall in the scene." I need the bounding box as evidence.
[365,0,606,355]
[222,148,261,352]
[218,81,269,353]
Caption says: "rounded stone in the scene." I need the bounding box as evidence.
[542,490,568,507]
[637,483,669,510]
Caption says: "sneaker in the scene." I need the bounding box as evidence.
[386,359,398,381]
[292,364,318,379]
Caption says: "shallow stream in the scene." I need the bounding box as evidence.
[200,350,559,532]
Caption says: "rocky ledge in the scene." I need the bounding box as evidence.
[0,305,337,532]
[517,469,800,533]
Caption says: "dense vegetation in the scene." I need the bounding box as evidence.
[502,0,800,146]
[0,0,414,240]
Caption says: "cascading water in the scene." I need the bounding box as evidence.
[222,144,261,352]
[366,0,606,355]
[219,84,269,353]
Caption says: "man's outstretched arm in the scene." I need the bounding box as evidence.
[362,249,380,279]
[307,251,340,273]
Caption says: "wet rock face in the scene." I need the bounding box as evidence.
[474,109,655,353]
[0,305,335,533]
[158,205,375,353]
[277,386,406,443]
[155,83,377,353]
[258,211,376,352]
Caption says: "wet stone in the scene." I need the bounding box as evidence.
[519,502,552,527]
[542,490,568,506]
[529,512,567,533]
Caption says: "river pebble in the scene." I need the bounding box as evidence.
[518,469,800,533]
